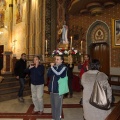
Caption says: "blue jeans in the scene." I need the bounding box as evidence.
[18,78,25,97]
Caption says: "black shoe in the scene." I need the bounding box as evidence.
[79,97,83,105]
[69,95,73,98]
[63,95,68,99]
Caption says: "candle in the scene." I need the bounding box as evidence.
[46,39,47,52]
[70,36,72,50]
[81,41,83,50]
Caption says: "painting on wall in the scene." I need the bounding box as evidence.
[0,0,6,8]
[0,0,6,28]
[112,19,120,48]
[15,0,23,24]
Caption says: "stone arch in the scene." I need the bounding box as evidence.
[86,20,110,53]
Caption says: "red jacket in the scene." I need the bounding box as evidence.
[78,60,89,78]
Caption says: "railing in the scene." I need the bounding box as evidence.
[105,101,120,120]
[109,75,120,86]
[108,75,120,96]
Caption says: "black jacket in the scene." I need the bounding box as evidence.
[25,64,44,85]
[14,58,27,78]
[66,64,74,79]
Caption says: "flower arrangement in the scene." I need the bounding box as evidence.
[52,47,81,57]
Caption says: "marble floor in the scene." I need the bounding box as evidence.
[0,87,120,120]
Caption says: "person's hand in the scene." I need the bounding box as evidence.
[29,64,34,69]
[29,65,34,69]
[16,76,19,79]
[50,63,55,67]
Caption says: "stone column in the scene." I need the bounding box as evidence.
[7,0,13,74]
[29,0,36,55]
[8,0,13,51]
[27,0,45,57]
[35,0,41,55]
[41,0,46,56]
[49,0,57,53]
[25,0,30,56]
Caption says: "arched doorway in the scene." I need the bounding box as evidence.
[86,20,110,75]
[90,43,109,75]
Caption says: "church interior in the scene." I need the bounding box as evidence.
[0,0,120,120]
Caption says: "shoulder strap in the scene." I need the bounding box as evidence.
[95,72,99,81]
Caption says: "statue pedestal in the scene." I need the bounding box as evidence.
[57,43,69,49]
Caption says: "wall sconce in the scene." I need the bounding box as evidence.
[0,31,3,34]
[4,26,7,29]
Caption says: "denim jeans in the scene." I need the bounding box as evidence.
[31,84,44,112]
[18,78,25,97]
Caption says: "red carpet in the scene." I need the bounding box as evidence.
[0,104,82,120]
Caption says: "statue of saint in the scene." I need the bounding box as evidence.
[62,21,68,44]
[57,21,69,49]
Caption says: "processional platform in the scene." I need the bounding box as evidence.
[44,42,81,64]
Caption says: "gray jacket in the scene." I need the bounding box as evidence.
[81,70,112,120]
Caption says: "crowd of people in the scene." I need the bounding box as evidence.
[14,53,112,120]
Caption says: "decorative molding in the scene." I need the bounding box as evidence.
[87,20,110,50]
[3,51,12,55]
[68,0,116,15]
[91,25,108,42]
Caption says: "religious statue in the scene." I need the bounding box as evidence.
[57,21,69,49]
[61,21,68,44]
[58,21,68,44]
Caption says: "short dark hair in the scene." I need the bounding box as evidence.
[21,53,26,56]
[89,59,100,70]
[34,55,40,60]
[56,55,64,62]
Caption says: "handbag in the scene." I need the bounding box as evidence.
[89,72,111,110]
[58,73,69,95]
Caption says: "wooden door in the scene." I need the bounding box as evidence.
[90,43,109,75]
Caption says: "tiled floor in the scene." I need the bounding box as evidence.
[0,87,120,120]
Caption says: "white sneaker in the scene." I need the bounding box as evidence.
[18,97,24,102]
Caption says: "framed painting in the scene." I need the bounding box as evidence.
[112,19,120,48]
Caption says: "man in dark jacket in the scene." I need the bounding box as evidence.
[47,55,67,120]
[14,53,27,102]
[64,63,74,98]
